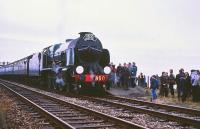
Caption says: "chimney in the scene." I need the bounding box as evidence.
[79,32,92,37]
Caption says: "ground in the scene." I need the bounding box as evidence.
[107,86,200,110]
[107,86,148,97]
[0,87,45,129]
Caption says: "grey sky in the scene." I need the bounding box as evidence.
[0,0,199,76]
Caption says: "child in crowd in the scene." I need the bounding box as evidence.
[150,75,159,102]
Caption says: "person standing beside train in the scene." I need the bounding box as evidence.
[55,61,65,91]
[128,62,132,87]
[184,72,192,101]
[160,72,169,97]
[150,75,159,102]
[168,69,176,97]
[191,70,200,102]
[131,62,137,88]
[51,60,58,89]
[121,63,130,90]
[108,63,116,88]
[116,63,123,87]
[176,68,186,101]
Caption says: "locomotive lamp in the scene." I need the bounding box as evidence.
[76,66,84,74]
[104,66,111,74]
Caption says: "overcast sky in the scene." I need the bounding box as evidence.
[0,0,199,76]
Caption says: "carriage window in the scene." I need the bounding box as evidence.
[66,48,74,66]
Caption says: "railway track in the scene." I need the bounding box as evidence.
[7,98,56,128]
[0,80,146,129]
[73,95,200,128]
[109,95,200,116]
[1,79,200,128]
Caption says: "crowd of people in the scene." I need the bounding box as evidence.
[108,62,147,89]
[150,69,200,102]
[108,62,200,103]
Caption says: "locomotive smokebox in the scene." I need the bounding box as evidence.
[76,32,102,63]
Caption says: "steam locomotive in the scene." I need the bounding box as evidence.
[0,32,111,94]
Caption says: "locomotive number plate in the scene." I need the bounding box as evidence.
[95,75,106,81]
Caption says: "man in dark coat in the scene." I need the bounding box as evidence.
[116,63,123,87]
[121,63,130,90]
[160,72,169,97]
[131,62,137,87]
[168,69,176,97]
[176,69,186,101]
[182,72,191,101]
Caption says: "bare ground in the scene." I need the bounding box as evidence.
[0,87,45,129]
[108,86,200,110]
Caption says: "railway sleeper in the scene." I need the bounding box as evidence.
[73,123,115,129]
[67,120,104,124]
